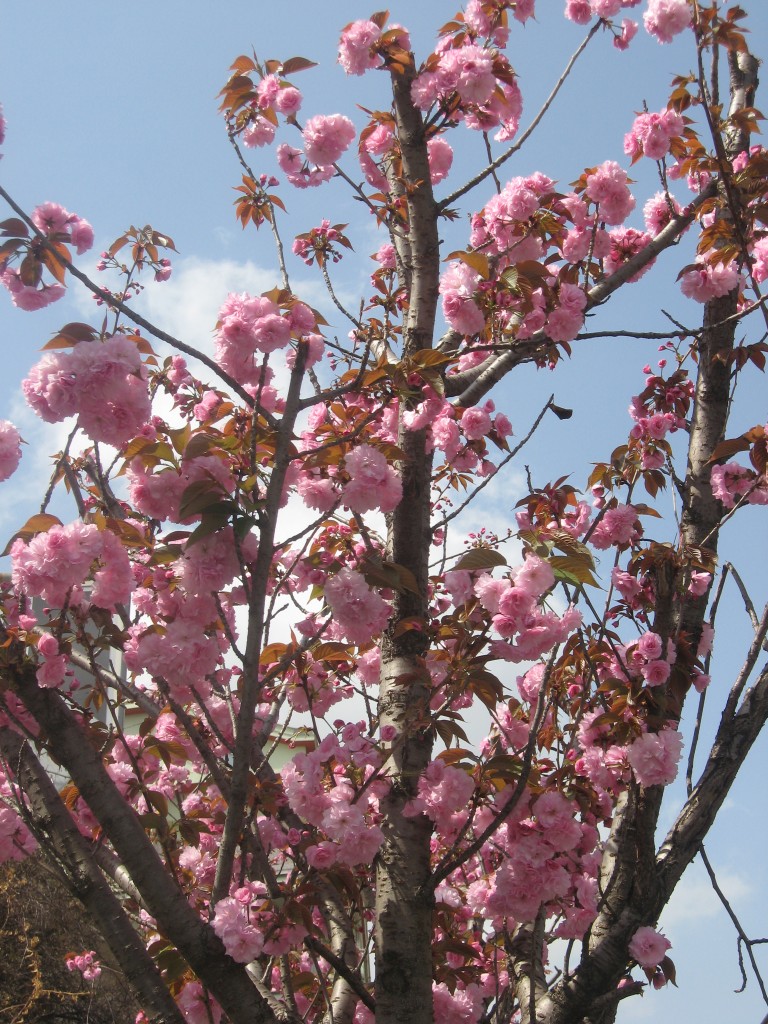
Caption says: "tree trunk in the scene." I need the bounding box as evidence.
[374,59,441,1024]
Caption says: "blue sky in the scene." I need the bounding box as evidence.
[2,2,768,1020]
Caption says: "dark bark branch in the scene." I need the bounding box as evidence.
[444,186,716,406]
[0,725,185,1024]
[9,665,291,1024]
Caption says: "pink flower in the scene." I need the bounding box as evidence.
[69,217,94,254]
[624,109,684,161]
[324,568,392,645]
[440,262,485,335]
[0,420,21,480]
[604,227,653,280]
[460,405,492,441]
[628,925,672,967]
[36,653,67,688]
[515,555,555,598]
[65,952,102,982]
[427,136,453,185]
[680,261,739,302]
[306,841,338,869]
[644,0,691,44]
[275,85,302,115]
[627,728,683,786]
[590,503,640,549]
[641,659,671,686]
[12,520,105,607]
[688,571,711,597]
[710,461,761,508]
[242,116,276,148]
[342,444,402,513]
[23,336,150,446]
[585,160,635,225]
[302,114,356,166]
[546,282,587,342]
[32,201,71,235]
[338,20,382,75]
[2,268,65,310]
[613,18,639,50]
[439,44,496,106]
[565,0,592,24]
[212,898,264,963]
[636,631,662,660]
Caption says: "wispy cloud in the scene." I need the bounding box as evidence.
[662,863,751,928]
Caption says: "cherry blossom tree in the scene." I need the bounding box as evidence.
[0,3,767,1023]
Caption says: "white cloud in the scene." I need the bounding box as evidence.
[139,256,276,357]
[661,863,752,928]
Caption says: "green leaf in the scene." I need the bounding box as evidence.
[549,554,599,586]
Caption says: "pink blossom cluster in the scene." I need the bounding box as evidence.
[277,114,356,189]
[589,502,641,549]
[625,364,692,471]
[751,236,768,284]
[624,108,685,161]
[215,292,320,389]
[65,951,102,982]
[564,0,641,26]
[643,0,692,44]
[630,631,672,687]
[432,981,484,1024]
[0,419,21,481]
[711,461,768,509]
[603,227,654,280]
[338,19,384,75]
[176,982,223,1024]
[643,191,684,235]
[471,174,553,255]
[679,259,739,302]
[546,281,588,343]
[281,739,386,866]
[323,567,392,645]
[401,392,511,476]
[464,788,600,932]
[11,520,133,612]
[35,632,69,688]
[410,42,523,142]
[584,160,636,225]
[465,0,536,41]
[297,442,401,515]
[127,451,235,523]
[440,261,485,336]
[240,72,302,149]
[123,554,243,703]
[31,201,95,253]
[0,772,38,863]
[406,759,475,837]
[292,220,345,266]
[627,727,683,786]
[1,201,94,310]
[23,335,151,447]
[0,268,64,311]
[212,886,267,963]
[473,556,582,663]
[343,444,402,512]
